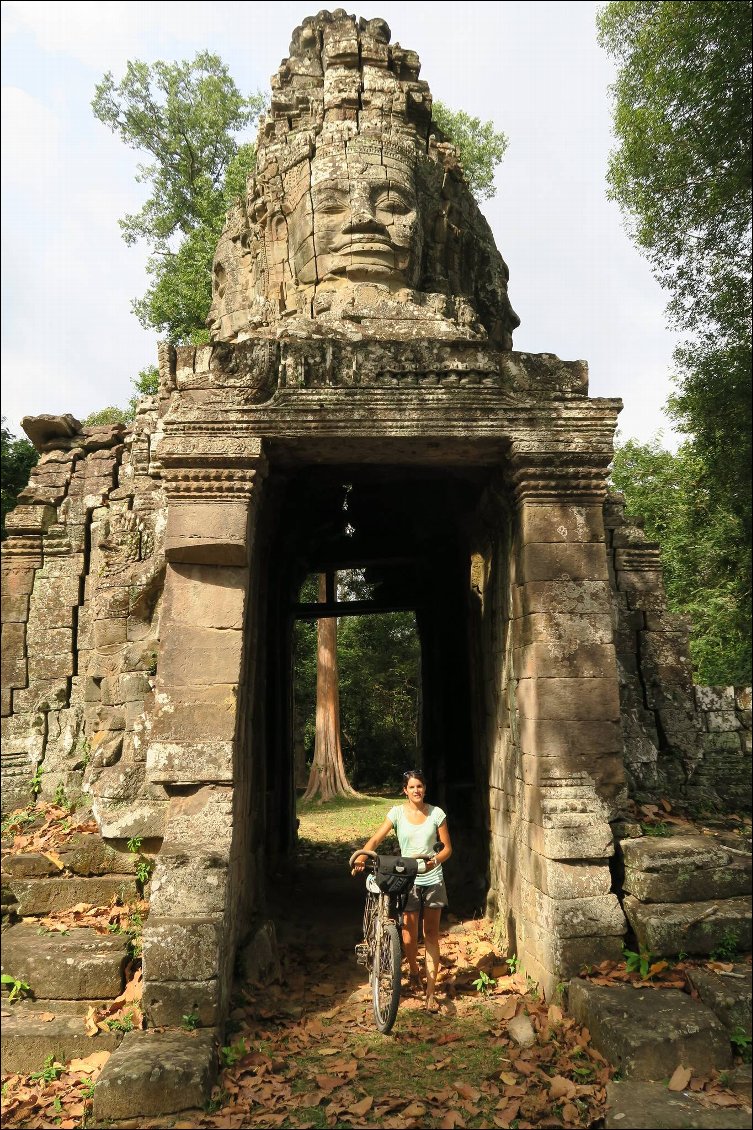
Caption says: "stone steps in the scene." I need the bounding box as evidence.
[618,833,752,958]
[1,998,123,1074]
[568,980,733,1080]
[604,1079,752,1129]
[625,895,752,957]
[2,924,129,1001]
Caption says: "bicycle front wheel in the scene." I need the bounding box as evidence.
[371,920,401,1033]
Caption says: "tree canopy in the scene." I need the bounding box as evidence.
[598,1,752,544]
[611,436,751,686]
[1,420,38,540]
[92,53,265,343]
[432,102,508,201]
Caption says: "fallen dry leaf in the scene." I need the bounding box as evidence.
[68,1051,111,1073]
[349,1095,373,1116]
[549,1074,576,1100]
[668,1065,692,1092]
[440,1112,466,1129]
[499,1071,517,1086]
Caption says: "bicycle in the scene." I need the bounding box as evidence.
[348,848,432,1033]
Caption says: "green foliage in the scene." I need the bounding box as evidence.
[432,101,508,201]
[505,955,520,975]
[135,858,153,886]
[182,1012,200,1030]
[1,972,31,1003]
[106,1010,136,1033]
[611,437,751,685]
[1,418,38,541]
[30,764,43,798]
[471,970,496,996]
[92,53,265,342]
[220,1039,247,1067]
[730,1026,752,1062]
[127,836,142,854]
[29,1054,64,1083]
[641,821,673,837]
[623,945,654,979]
[599,2,752,598]
[82,406,130,427]
[710,927,740,962]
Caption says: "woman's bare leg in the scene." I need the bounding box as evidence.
[423,907,442,1008]
[402,911,420,978]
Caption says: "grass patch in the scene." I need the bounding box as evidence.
[297,793,400,851]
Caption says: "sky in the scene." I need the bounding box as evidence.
[1,1,680,445]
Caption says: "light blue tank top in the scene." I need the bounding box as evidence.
[387,804,446,887]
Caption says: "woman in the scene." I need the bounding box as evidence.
[355,769,452,1012]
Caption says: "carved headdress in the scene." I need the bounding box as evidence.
[208,10,520,347]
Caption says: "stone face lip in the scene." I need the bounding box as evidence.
[624,894,753,956]
[21,413,82,451]
[1,925,128,1000]
[568,980,732,1080]
[604,1080,751,1129]
[91,1029,217,1120]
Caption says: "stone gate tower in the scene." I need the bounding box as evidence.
[3,11,749,1075]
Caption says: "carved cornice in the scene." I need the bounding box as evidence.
[155,432,268,502]
[510,448,613,504]
[1,535,43,567]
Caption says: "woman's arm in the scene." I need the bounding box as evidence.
[428,819,452,872]
[352,818,394,871]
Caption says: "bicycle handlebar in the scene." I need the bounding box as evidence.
[348,849,436,871]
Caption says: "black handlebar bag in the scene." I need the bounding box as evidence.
[374,856,419,896]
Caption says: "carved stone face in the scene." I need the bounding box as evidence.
[287,148,421,291]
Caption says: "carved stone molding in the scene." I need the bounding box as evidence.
[510,449,614,505]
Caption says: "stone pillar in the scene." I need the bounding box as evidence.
[141,432,267,1029]
[507,448,627,996]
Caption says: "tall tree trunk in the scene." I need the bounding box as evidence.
[302,574,358,802]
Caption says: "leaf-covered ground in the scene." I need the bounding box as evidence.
[1,797,750,1128]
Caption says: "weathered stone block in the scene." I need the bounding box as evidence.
[4,504,57,535]
[161,786,234,847]
[1,594,30,622]
[27,651,74,681]
[695,685,735,712]
[525,818,614,861]
[687,964,752,1038]
[568,981,731,1079]
[0,1001,122,1074]
[624,895,752,956]
[143,978,219,1028]
[149,850,229,918]
[519,542,609,584]
[151,686,239,743]
[706,710,742,732]
[25,625,72,654]
[146,740,234,784]
[4,875,139,916]
[519,877,625,938]
[620,835,751,903]
[163,563,247,629]
[158,625,243,687]
[517,677,620,721]
[515,579,613,618]
[1,926,128,999]
[92,1029,217,1120]
[2,567,37,597]
[515,642,618,680]
[142,918,223,982]
[517,612,614,648]
[165,501,251,566]
[604,1081,751,1130]
[520,503,606,545]
[93,618,128,647]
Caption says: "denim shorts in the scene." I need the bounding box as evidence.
[404,879,447,913]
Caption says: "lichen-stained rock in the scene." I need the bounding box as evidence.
[621,834,752,903]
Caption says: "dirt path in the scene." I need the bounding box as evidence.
[122,856,615,1130]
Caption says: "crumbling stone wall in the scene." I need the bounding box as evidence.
[605,492,751,812]
[2,401,168,838]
